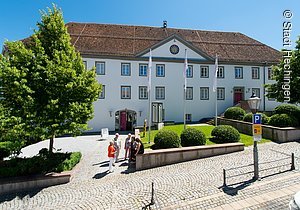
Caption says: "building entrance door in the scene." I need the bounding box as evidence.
[115,109,137,131]
[233,87,244,105]
[120,111,127,131]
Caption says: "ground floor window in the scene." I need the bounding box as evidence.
[185,114,192,122]
[217,87,225,100]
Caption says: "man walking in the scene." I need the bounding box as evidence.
[113,133,121,163]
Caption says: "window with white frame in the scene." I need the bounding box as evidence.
[252,67,260,79]
[121,63,131,76]
[155,87,165,100]
[121,86,131,99]
[252,88,260,98]
[139,64,148,76]
[268,67,274,80]
[186,87,193,100]
[200,87,209,100]
[95,62,105,75]
[99,85,105,99]
[83,61,87,69]
[185,114,192,122]
[156,64,165,77]
[217,66,224,78]
[139,86,148,99]
[217,87,225,100]
[200,66,209,78]
[235,67,243,79]
[186,65,193,78]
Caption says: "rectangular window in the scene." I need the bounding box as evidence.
[139,86,148,100]
[186,65,193,78]
[121,86,131,99]
[217,66,225,78]
[185,114,192,122]
[200,66,209,78]
[252,67,260,79]
[155,87,165,100]
[139,64,148,76]
[186,87,193,100]
[83,61,87,69]
[99,85,105,99]
[95,61,105,75]
[121,63,131,76]
[200,87,209,100]
[252,88,260,98]
[156,64,165,77]
[235,67,243,79]
[217,87,225,100]
[268,67,274,80]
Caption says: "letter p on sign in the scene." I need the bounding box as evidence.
[253,114,262,124]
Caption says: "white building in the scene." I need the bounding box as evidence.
[66,22,281,132]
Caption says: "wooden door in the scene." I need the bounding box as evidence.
[234,92,243,104]
[120,111,127,131]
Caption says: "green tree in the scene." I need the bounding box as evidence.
[266,37,300,104]
[0,5,101,152]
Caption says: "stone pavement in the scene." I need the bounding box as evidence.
[0,135,300,210]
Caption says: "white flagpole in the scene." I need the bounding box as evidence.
[148,49,152,144]
[184,49,188,130]
[213,54,218,126]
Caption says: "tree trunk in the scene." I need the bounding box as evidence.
[49,135,55,153]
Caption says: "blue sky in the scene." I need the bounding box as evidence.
[1,0,299,51]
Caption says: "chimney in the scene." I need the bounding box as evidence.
[163,21,167,28]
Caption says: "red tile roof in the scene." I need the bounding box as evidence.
[66,22,281,64]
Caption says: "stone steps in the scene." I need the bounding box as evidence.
[162,172,300,210]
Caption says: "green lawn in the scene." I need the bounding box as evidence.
[141,124,270,149]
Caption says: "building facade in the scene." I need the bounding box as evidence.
[67,22,281,132]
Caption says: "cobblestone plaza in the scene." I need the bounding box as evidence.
[1,135,300,209]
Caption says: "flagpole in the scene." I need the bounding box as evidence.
[183,49,187,130]
[148,49,152,144]
[214,54,218,126]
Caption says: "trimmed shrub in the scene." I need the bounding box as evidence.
[0,150,82,178]
[274,104,300,123]
[152,130,181,149]
[211,125,240,143]
[243,113,269,124]
[180,128,206,147]
[224,107,246,120]
[268,114,299,127]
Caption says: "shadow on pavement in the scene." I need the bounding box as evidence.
[93,170,110,179]
[222,178,256,196]
[0,188,42,203]
[120,161,136,174]
[92,160,109,166]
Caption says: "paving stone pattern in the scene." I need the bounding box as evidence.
[1,135,300,210]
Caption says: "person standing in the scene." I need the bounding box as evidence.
[113,133,121,163]
[135,137,144,156]
[108,141,115,173]
[124,133,132,160]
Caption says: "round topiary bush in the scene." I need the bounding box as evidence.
[243,113,269,124]
[224,107,246,120]
[152,130,181,149]
[268,114,299,127]
[180,128,206,147]
[211,125,240,143]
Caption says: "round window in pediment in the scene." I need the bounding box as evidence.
[170,44,179,55]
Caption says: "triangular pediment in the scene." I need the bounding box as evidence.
[137,34,212,61]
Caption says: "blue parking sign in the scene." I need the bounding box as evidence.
[253,114,262,124]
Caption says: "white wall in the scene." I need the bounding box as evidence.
[84,57,282,132]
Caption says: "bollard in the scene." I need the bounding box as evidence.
[223,169,226,187]
[291,153,295,170]
[150,182,155,205]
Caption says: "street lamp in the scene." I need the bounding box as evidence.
[247,93,261,180]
